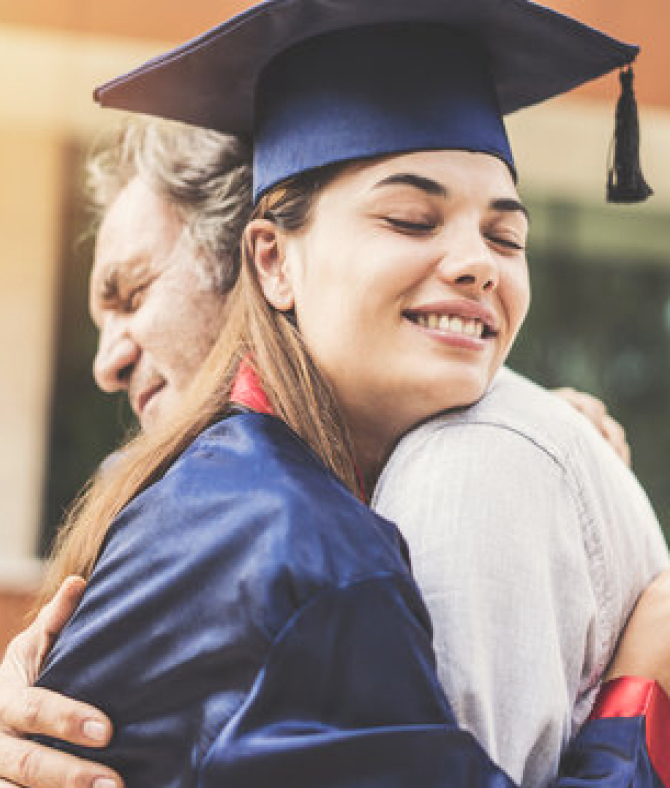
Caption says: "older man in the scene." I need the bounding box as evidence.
[0,118,664,788]
[86,119,251,431]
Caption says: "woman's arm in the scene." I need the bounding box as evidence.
[197,571,670,788]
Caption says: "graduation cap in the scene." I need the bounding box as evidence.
[94,0,652,203]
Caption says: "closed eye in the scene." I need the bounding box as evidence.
[384,217,437,234]
[486,234,525,251]
[121,283,151,313]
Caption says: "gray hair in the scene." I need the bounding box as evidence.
[86,117,252,293]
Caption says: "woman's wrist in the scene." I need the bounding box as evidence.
[589,676,670,786]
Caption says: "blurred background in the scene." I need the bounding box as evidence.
[1,0,669,650]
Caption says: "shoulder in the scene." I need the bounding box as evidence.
[379,367,631,484]
[105,413,410,613]
[375,369,574,502]
[374,367,665,550]
[41,413,417,696]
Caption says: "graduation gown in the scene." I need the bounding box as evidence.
[36,412,670,787]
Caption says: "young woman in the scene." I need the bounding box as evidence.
[32,3,669,787]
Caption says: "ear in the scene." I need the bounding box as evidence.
[244,218,295,311]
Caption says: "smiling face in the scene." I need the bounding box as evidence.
[89,176,228,431]
[254,150,530,473]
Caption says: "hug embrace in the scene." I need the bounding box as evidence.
[2,1,669,787]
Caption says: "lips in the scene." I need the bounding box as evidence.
[134,380,166,419]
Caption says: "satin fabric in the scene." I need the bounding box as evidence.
[590,678,670,787]
[36,413,667,787]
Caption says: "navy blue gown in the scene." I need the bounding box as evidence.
[36,413,669,787]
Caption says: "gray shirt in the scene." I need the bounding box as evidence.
[372,367,668,788]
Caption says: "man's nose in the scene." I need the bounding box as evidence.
[436,228,499,294]
[93,327,140,393]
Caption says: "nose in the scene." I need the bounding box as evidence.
[93,320,140,393]
[436,225,499,294]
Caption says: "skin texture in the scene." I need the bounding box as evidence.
[0,578,120,788]
[89,177,228,432]
[0,154,636,788]
[252,151,530,481]
[606,566,670,693]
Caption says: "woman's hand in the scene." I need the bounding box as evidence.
[0,577,122,788]
[606,567,670,695]
[553,387,631,467]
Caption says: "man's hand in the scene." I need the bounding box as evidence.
[553,387,631,467]
[0,577,122,788]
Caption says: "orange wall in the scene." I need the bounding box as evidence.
[549,0,670,108]
[0,0,250,41]
[0,589,36,655]
[0,0,667,107]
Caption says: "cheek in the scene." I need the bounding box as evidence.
[178,297,227,366]
[147,290,226,376]
[292,251,353,338]
[291,234,410,363]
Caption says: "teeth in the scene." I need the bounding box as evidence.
[414,313,485,338]
[449,316,464,333]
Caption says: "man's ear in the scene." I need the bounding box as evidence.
[245,218,295,311]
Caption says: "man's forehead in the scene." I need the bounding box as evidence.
[90,178,185,295]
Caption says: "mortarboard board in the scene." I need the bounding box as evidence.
[94,0,651,203]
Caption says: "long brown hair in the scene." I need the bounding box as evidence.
[39,164,358,605]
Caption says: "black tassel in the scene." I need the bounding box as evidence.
[607,66,653,203]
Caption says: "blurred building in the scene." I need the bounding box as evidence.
[1,0,669,651]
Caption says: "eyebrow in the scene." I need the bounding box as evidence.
[372,173,448,198]
[96,256,155,304]
[490,197,530,223]
[372,174,530,222]
[99,268,121,302]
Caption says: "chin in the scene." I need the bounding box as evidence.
[139,404,163,434]
[425,365,493,413]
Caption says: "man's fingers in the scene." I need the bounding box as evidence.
[601,414,631,466]
[1,578,87,687]
[0,579,118,787]
[37,578,87,652]
[0,733,121,788]
[1,688,111,749]
[556,387,606,420]
[552,387,631,466]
